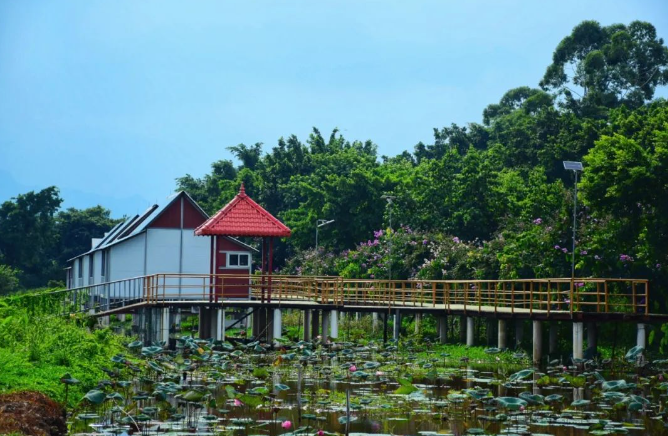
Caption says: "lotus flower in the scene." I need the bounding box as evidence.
[349,365,357,372]
[281,420,292,430]
[234,399,242,407]
[317,431,325,436]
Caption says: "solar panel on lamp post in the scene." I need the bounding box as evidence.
[315,219,335,276]
[563,161,583,280]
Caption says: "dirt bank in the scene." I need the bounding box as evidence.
[0,391,66,436]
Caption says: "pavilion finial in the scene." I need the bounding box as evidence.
[239,182,246,196]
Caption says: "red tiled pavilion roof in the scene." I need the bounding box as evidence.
[194,184,291,238]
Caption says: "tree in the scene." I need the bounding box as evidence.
[0,264,20,296]
[541,20,668,114]
[0,187,62,288]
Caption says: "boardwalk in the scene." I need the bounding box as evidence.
[33,273,659,322]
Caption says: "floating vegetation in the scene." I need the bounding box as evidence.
[64,338,668,436]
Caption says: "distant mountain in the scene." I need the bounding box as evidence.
[0,170,153,218]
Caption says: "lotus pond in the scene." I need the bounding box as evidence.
[67,337,668,436]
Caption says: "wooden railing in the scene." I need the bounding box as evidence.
[143,274,649,315]
[21,274,649,317]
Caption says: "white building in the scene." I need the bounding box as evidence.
[66,191,255,299]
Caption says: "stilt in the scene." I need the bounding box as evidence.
[549,322,558,355]
[438,316,447,344]
[311,310,320,340]
[393,310,401,340]
[637,323,646,349]
[497,319,507,349]
[303,310,312,341]
[515,320,524,348]
[383,312,389,343]
[466,317,475,346]
[321,310,330,343]
[118,314,126,323]
[161,307,170,344]
[586,322,597,356]
[199,307,212,339]
[573,322,584,360]
[459,316,467,343]
[414,313,421,334]
[372,312,379,332]
[330,310,339,339]
[532,321,542,365]
[273,309,282,345]
[486,319,495,346]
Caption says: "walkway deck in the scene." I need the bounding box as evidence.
[30,273,666,323]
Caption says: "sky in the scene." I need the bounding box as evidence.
[1,0,667,217]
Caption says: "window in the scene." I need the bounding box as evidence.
[101,250,107,277]
[78,258,83,278]
[227,253,250,267]
[89,255,94,278]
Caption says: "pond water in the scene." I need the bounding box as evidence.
[70,339,668,436]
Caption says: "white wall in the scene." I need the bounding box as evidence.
[92,251,104,285]
[108,234,146,281]
[182,233,210,274]
[146,229,180,274]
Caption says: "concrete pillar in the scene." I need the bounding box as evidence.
[273,309,282,344]
[118,314,126,322]
[637,323,646,349]
[587,322,597,355]
[330,310,339,339]
[549,323,558,355]
[498,319,507,349]
[199,307,212,339]
[393,310,401,340]
[414,313,421,334]
[438,316,448,344]
[515,320,524,348]
[312,310,320,340]
[215,308,225,341]
[321,310,330,342]
[161,307,170,344]
[466,317,475,346]
[459,316,467,343]
[532,321,542,365]
[303,310,312,342]
[486,319,495,346]
[573,322,584,360]
[372,312,379,332]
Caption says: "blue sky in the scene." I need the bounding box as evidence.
[1,0,667,217]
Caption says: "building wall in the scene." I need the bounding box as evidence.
[146,229,181,275]
[108,233,146,282]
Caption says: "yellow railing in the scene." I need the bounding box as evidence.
[144,274,650,315]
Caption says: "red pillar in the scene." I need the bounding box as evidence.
[268,237,273,303]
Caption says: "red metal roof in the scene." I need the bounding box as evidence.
[194,184,291,238]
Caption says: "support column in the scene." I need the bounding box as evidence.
[549,323,558,355]
[414,313,421,335]
[372,312,379,332]
[303,310,312,342]
[118,314,126,323]
[393,310,401,341]
[586,322,597,356]
[214,308,225,341]
[486,319,495,346]
[438,316,448,344]
[199,307,212,339]
[161,307,170,344]
[497,319,507,349]
[573,322,584,360]
[515,320,524,348]
[330,310,338,340]
[311,310,320,340]
[466,317,475,346]
[459,316,467,343]
[637,323,646,349]
[321,310,330,343]
[532,321,542,365]
[273,309,282,344]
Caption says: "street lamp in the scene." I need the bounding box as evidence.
[381,195,396,281]
[563,161,583,279]
[315,219,335,275]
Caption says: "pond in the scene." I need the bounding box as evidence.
[69,337,668,436]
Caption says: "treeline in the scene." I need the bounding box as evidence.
[0,187,119,292]
[177,20,668,310]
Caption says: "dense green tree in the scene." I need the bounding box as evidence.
[55,206,121,268]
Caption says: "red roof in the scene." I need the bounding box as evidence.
[194,184,291,238]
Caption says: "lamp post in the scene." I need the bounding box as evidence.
[315,219,335,275]
[563,161,583,279]
[381,195,396,280]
